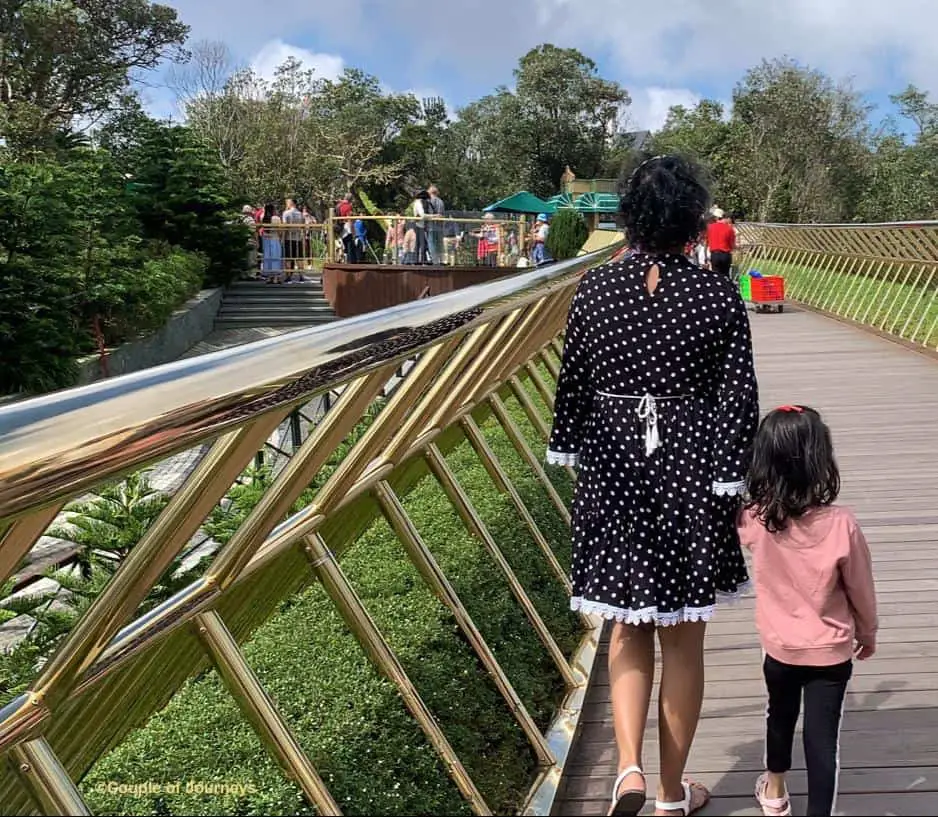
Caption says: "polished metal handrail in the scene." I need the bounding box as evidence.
[0,256,602,519]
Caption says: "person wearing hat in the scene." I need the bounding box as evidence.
[532,213,552,266]
[706,207,736,279]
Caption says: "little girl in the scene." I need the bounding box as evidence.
[738,405,878,817]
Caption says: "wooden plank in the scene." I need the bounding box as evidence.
[552,309,938,816]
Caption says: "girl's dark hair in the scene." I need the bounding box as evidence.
[746,406,840,532]
[618,154,711,253]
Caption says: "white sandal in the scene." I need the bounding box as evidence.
[609,765,646,816]
[654,780,710,815]
[754,773,792,816]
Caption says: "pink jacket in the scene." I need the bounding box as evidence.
[738,505,878,666]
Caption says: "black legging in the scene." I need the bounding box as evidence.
[414,227,428,264]
[710,250,732,278]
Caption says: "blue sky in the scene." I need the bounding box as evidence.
[148,0,933,134]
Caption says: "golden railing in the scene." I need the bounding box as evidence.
[250,223,329,276]
[0,243,622,816]
[736,221,938,351]
[325,215,530,268]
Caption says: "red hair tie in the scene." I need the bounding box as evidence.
[776,405,803,413]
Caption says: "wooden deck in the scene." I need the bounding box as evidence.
[553,308,938,816]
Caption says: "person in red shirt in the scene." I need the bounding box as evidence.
[336,193,353,218]
[706,208,736,278]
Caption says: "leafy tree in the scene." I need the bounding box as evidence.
[890,84,938,138]
[856,87,938,222]
[0,143,209,394]
[49,472,169,578]
[514,45,629,196]
[546,209,588,260]
[650,100,737,209]
[0,0,189,152]
[182,47,419,211]
[726,59,870,223]
[457,45,630,200]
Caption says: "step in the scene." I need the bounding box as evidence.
[229,280,323,291]
[222,295,329,306]
[214,315,336,328]
[218,303,332,315]
[227,286,325,296]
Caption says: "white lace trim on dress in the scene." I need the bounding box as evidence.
[546,449,579,467]
[712,479,746,496]
[571,581,753,627]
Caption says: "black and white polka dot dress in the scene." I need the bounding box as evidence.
[547,253,758,626]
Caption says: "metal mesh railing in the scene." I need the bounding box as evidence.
[0,244,622,816]
[326,215,531,268]
[250,223,329,279]
[735,222,938,350]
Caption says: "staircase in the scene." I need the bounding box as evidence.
[215,277,337,329]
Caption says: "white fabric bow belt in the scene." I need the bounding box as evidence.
[597,391,693,457]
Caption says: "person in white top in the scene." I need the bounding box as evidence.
[531,214,552,266]
[411,191,431,264]
[282,198,305,278]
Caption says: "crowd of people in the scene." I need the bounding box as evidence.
[241,186,556,275]
[548,156,876,817]
[241,198,321,284]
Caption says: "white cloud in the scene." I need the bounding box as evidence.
[537,0,938,95]
[163,0,938,118]
[250,39,344,82]
[629,87,701,131]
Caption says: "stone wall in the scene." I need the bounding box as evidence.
[75,288,222,385]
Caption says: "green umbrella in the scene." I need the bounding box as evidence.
[483,191,556,215]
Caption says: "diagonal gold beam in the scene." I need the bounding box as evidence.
[194,611,342,815]
[11,737,90,816]
[460,416,569,593]
[509,376,549,442]
[374,480,554,767]
[304,533,492,816]
[539,348,560,383]
[524,361,556,413]
[424,445,579,689]
[209,366,396,590]
[509,376,576,484]
[34,410,292,710]
[0,504,65,587]
[487,394,571,526]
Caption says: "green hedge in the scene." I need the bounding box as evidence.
[82,389,577,816]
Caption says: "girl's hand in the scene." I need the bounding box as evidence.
[855,640,876,660]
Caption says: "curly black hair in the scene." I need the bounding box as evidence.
[745,405,841,533]
[618,155,712,253]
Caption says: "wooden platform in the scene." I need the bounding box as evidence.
[553,308,938,816]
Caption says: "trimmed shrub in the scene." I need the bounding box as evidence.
[545,209,588,260]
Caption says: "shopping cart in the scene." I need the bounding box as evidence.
[740,272,786,313]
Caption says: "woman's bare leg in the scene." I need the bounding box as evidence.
[655,621,708,814]
[608,621,655,801]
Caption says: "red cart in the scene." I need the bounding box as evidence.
[748,275,786,313]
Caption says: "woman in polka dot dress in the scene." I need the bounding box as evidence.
[547,156,759,816]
